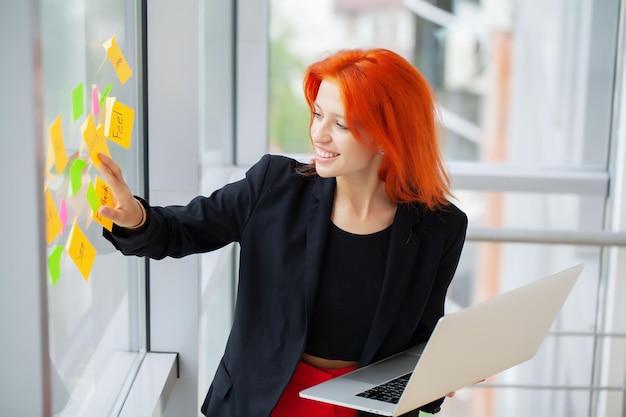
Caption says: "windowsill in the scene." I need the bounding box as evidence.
[118,352,179,417]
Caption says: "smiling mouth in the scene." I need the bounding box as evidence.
[316,150,339,158]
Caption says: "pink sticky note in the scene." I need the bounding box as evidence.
[92,85,101,116]
[60,199,68,233]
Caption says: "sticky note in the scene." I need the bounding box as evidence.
[72,82,84,122]
[103,35,133,84]
[60,199,68,233]
[99,84,112,108]
[81,114,111,168]
[66,220,97,281]
[49,115,69,175]
[92,85,101,116]
[69,159,87,197]
[105,97,134,149]
[86,181,100,212]
[48,246,64,286]
[45,185,63,245]
[91,176,116,231]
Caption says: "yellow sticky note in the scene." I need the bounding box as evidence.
[45,185,63,245]
[81,114,111,168]
[102,35,133,84]
[66,220,97,281]
[49,116,69,175]
[91,176,116,232]
[105,97,134,149]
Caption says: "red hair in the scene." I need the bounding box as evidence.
[302,48,451,210]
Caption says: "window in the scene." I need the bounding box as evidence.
[268,0,626,416]
[41,0,146,414]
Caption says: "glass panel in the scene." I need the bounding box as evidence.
[268,0,614,170]
[198,0,237,410]
[452,242,601,332]
[40,0,145,414]
[452,191,605,232]
[441,242,604,416]
[445,386,592,417]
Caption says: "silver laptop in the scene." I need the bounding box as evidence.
[300,263,584,416]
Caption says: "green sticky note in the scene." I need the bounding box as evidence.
[48,246,64,286]
[86,181,100,212]
[99,84,112,108]
[72,82,84,122]
[69,159,87,197]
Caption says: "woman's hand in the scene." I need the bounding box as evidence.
[96,153,145,228]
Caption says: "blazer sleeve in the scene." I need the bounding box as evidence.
[103,154,274,259]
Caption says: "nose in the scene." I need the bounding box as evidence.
[310,118,331,144]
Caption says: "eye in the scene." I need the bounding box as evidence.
[312,111,322,118]
[336,121,348,130]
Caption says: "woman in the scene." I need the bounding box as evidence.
[98,48,467,417]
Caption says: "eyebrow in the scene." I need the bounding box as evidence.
[313,102,345,119]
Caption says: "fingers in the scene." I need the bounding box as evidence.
[96,153,144,228]
[97,153,127,192]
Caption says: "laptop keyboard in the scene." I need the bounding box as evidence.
[356,372,412,404]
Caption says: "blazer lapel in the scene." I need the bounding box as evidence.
[360,204,423,365]
[303,177,336,323]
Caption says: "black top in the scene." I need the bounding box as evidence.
[305,222,392,361]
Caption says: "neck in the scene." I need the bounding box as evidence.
[332,178,397,234]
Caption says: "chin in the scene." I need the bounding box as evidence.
[313,162,336,179]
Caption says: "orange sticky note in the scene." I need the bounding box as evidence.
[81,114,111,167]
[91,176,116,231]
[49,116,69,175]
[102,35,133,84]
[45,185,63,245]
[104,97,134,149]
[66,220,97,281]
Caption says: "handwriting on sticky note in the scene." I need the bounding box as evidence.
[48,246,64,286]
[102,35,133,84]
[91,176,116,231]
[66,220,97,281]
[72,82,84,122]
[81,114,111,168]
[105,97,134,149]
[45,185,63,245]
[49,115,69,175]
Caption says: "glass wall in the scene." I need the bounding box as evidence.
[40,0,146,414]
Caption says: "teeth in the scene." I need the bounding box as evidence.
[317,150,339,158]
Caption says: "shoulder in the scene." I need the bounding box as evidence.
[406,200,468,231]
[244,154,326,195]
[247,154,310,179]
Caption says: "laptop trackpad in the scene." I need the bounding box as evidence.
[344,353,420,384]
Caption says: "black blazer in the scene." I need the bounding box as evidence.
[104,154,468,417]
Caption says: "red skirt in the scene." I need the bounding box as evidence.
[271,361,359,417]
